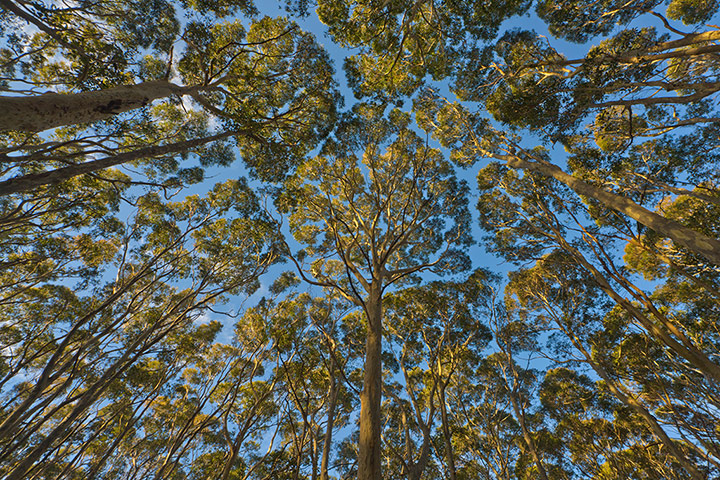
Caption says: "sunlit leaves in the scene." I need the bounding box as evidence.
[281,107,472,293]
[313,0,532,98]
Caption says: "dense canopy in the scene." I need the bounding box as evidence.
[1,0,719,479]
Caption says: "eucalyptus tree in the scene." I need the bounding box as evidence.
[536,364,695,480]
[0,3,339,479]
[382,269,493,480]
[443,371,520,480]
[457,5,720,136]
[57,277,294,480]
[470,158,719,478]
[303,0,532,99]
[277,105,472,480]
[0,178,282,480]
[415,91,720,268]
[404,9,720,469]
[1,11,340,194]
[240,289,361,480]
[5,0,720,478]
[0,0,191,91]
[507,252,715,480]
[485,312,561,480]
[321,0,720,278]
[441,2,720,274]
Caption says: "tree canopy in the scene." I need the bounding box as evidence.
[1,0,720,479]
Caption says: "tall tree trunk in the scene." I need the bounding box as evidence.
[320,365,338,480]
[505,154,720,266]
[464,115,720,264]
[560,325,706,480]
[311,431,319,480]
[0,131,238,196]
[438,383,457,480]
[408,423,432,480]
[5,318,177,480]
[357,285,383,480]
[0,80,198,133]
[219,446,240,480]
[508,386,550,480]
[503,360,550,480]
[398,355,435,480]
[0,262,155,440]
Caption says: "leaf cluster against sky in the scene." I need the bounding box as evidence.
[1,0,719,479]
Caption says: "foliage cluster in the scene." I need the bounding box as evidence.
[1,0,719,479]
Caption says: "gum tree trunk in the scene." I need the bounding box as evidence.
[320,364,338,480]
[505,155,720,266]
[357,284,383,480]
[0,131,237,195]
[0,80,198,133]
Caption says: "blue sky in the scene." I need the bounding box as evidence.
[189,2,700,341]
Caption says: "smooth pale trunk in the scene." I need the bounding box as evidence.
[0,80,193,133]
[320,367,337,480]
[507,386,549,480]
[357,286,382,480]
[438,384,457,480]
[220,446,240,480]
